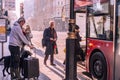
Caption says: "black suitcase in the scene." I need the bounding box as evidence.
[23,57,39,79]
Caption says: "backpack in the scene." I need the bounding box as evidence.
[42,38,46,48]
[42,29,47,48]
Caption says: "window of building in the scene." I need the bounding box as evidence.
[61,1,63,5]
[58,1,60,5]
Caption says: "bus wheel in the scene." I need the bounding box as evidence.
[90,52,107,80]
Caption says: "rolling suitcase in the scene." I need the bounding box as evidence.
[23,56,39,79]
[22,47,40,79]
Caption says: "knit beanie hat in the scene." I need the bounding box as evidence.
[18,17,25,23]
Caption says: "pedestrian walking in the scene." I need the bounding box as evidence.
[43,21,58,66]
[75,25,85,61]
[8,17,33,79]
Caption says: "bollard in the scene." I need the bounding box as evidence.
[65,37,78,80]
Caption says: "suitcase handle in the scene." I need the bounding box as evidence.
[30,47,37,58]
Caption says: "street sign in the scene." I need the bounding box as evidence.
[0,18,7,42]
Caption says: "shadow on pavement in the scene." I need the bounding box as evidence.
[39,72,51,80]
[33,48,65,78]
[46,66,64,79]
[82,72,92,79]
[54,60,64,68]
[0,61,4,65]
[33,48,45,57]
[34,48,65,68]
[0,74,10,80]
[54,66,65,74]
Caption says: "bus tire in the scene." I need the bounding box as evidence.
[90,52,107,80]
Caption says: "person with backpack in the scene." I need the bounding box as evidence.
[43,21,58,66]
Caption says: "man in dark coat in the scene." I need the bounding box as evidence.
[43,21,57,66]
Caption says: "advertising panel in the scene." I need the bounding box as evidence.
[0,18,7,42]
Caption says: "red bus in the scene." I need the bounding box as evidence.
[75,0,120,80]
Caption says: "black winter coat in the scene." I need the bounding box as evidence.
[75,32,82,55]
[43,27,57,55]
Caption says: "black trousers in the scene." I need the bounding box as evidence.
[9,45,20,69]
[75,40,85,61]
[44,53,54,64]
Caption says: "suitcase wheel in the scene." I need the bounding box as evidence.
[33,77,39,80]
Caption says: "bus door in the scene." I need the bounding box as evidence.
[115,0,120,80]
[75,11,86,52]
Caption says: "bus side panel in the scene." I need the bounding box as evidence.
[86,38,114,80]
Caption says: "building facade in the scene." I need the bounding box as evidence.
[24,0,70,31]
[0,0,22,27]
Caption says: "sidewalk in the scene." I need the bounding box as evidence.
[0,47,65,80]
[24,47,91,80]
[0,31,92,80]
[0,47,92,80]
[32,47,65,80]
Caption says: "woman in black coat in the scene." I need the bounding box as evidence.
[75,25,85,61]
[43,21,57,66]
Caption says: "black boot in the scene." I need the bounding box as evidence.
[10,68,17,80]
[44,55,49,65]
[14,68,22,79]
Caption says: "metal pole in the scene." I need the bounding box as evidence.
[1,42,3,57]
[0,0,2,16]
[65,0,78,80]
[0,0,3,57]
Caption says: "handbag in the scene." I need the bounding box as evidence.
[54,45,58,54]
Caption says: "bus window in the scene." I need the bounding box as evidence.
[87,1,112,40]
[88,15,111,40]
[89,1,109,15]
